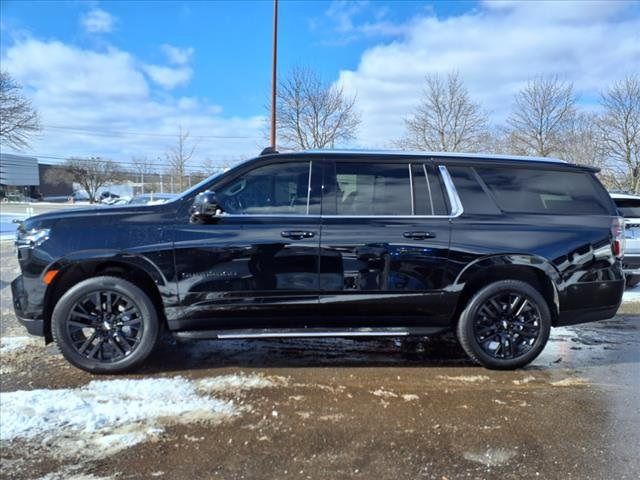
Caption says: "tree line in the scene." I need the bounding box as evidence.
[1,68,639,194]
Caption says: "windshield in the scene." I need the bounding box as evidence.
[177,170,227,200]
[614,198,640,218]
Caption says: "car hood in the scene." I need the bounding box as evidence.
[19,203,173,231]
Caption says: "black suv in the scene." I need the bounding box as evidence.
[11,150,625,373]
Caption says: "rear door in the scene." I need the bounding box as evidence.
[317,157,454,327]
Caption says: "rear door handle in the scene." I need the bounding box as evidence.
[281,230,316,240]
[403,231,436,240]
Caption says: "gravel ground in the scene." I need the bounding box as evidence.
[1,239,639,480]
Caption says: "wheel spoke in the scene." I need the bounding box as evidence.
[87,337,104,358]
[108,336,126,357]
[78,331,98,353]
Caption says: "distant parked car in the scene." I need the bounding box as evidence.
[99,191,120,204]
[610,192,640,288]
[128,193,178,205]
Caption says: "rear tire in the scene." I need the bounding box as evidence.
[456,279,551,370]
[52,276,159,374]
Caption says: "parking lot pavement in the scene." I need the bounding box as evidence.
[1,241,639,480]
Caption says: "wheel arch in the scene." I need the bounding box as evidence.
[42,253,168,342]
[452,254,561,325]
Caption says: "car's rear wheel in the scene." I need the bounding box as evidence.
[457,279,551,370]
[52,276,159,373]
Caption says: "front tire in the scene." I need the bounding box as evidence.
[52,276,159,373]
[456,280,551,370]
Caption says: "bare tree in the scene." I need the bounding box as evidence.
[131,156,157,194]
[0,71,41,150]
[506,76,576,157]
[398,72,489,152]
[45,157,123,203]
[276,66,360,149]
[166,126,197,192]
[598,75,640,192]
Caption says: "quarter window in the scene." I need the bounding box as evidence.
[334,163,412,216]
[218,161,313,215]
[475,167,612,215]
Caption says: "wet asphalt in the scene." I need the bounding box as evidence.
[1,240,639,480]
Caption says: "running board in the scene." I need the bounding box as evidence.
[173,327,444,340]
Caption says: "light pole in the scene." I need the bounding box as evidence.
[270,0,278,150]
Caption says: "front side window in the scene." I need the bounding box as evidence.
[218,161,312,215]
[333,163,412,216]
[476,167,612,215]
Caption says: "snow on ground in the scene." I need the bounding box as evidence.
[622,284,640,302]
[0,335,41,354]
[0,373,285,462]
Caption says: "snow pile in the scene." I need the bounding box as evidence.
[0,336,41,354]
[622,285,640,303]
[197,373,286,393]
[0,373,283,461]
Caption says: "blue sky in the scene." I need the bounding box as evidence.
[1,1,639,166]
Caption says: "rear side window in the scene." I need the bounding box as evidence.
[476,167,612,215]
[334,163,412,215]
[614,198,640,218]
[447,166,501,215]
[411,164,450,215]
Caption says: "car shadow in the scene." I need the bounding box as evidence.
[137,335,476,374]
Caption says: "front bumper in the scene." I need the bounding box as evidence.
[11,275,45,337]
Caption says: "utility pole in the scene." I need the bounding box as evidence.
[270,0,278,150]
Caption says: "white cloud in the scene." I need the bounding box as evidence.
[161,44,194,65]
[80,8,116,34]
[1,38,264,164]
[337,0,640,147]
[143,63,192,89]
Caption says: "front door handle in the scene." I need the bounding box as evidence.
[403,231,436,240]
[281,230,316,240]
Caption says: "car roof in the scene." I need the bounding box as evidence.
[299,149,567,164]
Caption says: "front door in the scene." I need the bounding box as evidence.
[172,159,322,331]
[318,159,453,327]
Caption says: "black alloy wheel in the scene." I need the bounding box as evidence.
[66,290,143,362]
[472,292,541,360]
[457,279,551,370]
[52,276,159,373]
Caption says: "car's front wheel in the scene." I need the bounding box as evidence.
[456,279,551,370]
[52,276,159,373]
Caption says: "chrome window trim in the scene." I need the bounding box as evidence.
[306,160,312,214]
[408,163,415,215]
[439,165,464,217]
[211,164,464,219]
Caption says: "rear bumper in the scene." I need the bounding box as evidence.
[556,277,624,326]
[11,275,45,337]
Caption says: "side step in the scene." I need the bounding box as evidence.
[173,327,444,340]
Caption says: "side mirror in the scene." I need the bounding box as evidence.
[190,190,223,224]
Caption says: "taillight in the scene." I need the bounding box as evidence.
[611,216,625,259]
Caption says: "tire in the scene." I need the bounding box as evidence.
[52,276,160,374]
[625,275,640,289]
[456,279,551,370]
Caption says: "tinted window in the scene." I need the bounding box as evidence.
[448,166,501,215]
[411,164,450,215]
[218,161,313,215]
[476,167,611,215]
[614,198,640,218]
[334,163,411,215]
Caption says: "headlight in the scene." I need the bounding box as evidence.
[16,228,50,248]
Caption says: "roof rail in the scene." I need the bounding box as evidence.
[260,146,279,156]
